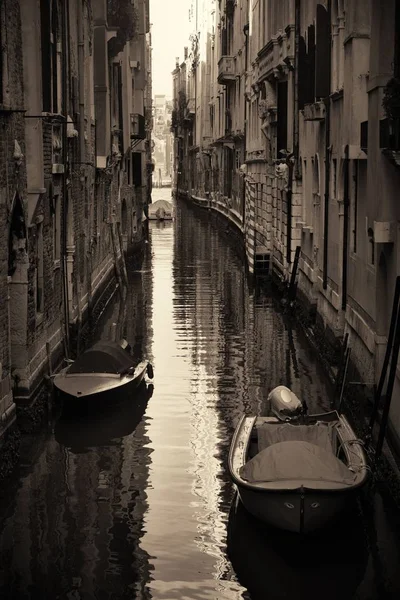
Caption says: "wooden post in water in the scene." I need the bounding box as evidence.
[117,221,128,287]
[288,245,301,303]
[367,276,400,441]
[46,342,53,422]
[110,222,123,288]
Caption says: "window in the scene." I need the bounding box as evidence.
[132,152,142,187]
[367,227,375,265]
[121,200,128,235]
[84,176,89,219]
[127,155,131,185]
[40,0,60,113]
[351,161,358,254]
[0,14,3,103]
[224,147,234,198]
[36,222,44,315]
[395,0,400,77]
[52,194,60,262]
[277,81,288,157]
[331,159,337,199]
[315,4,331,99]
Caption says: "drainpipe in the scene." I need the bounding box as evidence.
[322,0,332,290]
[286,159,293,264]
[294,0,300,177]
[286,0,301,266]
[78,0,85,162]
[61,0,70,356]
[342,144,349,310]
[243,23,249,226]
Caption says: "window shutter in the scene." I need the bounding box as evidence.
[315,4,330,99]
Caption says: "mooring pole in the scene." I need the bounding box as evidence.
[375,299,400,459]
[367,276,400,440]
[288,245,301,303]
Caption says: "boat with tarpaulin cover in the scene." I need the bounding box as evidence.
[53,340,153,403]
[228,386,369,534]
[148,198,173,221]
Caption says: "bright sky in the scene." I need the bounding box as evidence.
[150,0,193,97]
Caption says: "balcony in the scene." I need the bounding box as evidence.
[218,56,235,85]
[303,101,326,122]
[130,113,145,140]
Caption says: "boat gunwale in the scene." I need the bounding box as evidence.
[53,361,149,398]
[228,412,369,495]
[61,360,149,379]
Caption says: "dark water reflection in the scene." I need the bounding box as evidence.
[0,189,399,599]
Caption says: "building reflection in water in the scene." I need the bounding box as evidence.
[0,191,348,599]
[0,248,155,599]
[139,195,334,598]
[227,492,368,600]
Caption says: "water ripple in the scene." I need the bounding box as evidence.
[1,190,393,599]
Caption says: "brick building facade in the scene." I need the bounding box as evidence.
[0,0,152,479]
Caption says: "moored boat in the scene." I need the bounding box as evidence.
[228,386,369,534]
[53,340,154,403]
[148,198,173,221]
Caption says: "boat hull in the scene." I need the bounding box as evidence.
[54,361,150,406]
[237,485,350,534]
[229,412,368,534]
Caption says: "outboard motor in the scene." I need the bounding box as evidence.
[119,339,132,354]
[267,385,305,421]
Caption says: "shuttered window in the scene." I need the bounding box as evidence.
[315,4,330,99]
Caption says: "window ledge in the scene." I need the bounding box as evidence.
[36,312,44,327]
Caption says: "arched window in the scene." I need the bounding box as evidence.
[8,194,27,277]
[121,199,128,235]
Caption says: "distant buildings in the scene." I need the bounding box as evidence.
[172,0,400,455]
[152,94,173,187]
[0,0,153,477]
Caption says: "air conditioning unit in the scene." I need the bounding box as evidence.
[130,60,140,70]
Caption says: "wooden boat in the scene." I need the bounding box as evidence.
[53,340,154,403]
[148,198,173,221]
[228,392,368,534]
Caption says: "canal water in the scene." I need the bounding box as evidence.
[0,188,399,599]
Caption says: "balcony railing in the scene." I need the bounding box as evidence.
[218,56,235,85]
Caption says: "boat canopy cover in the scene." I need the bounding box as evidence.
[240,441,356,486]
[257,422,336,454]
[68,342,135,375]
[148,199,173,216]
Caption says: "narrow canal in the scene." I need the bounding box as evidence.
[0,189,399,599]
